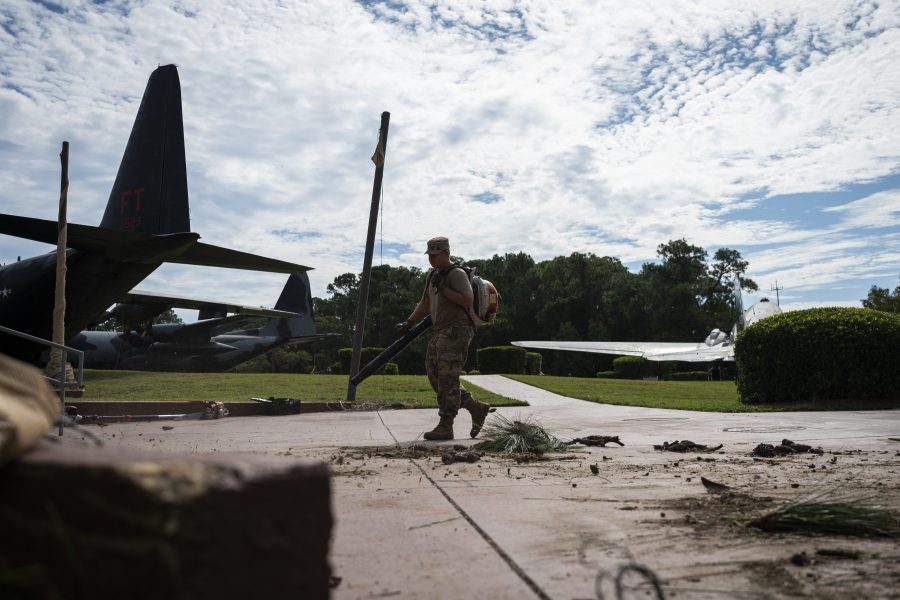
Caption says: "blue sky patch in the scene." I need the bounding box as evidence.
[727,172,900,231]
[471,191,501,204]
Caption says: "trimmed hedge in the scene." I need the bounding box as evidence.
[668,371,709,381]
[612,356,650,379]
[476,346,527,374]
[526,352,543,375]
[337,347,387,375]
[735,307,900,405]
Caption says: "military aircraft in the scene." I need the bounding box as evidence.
[69,272,318,372]
[0,65,309,363]
[513,278,782,362]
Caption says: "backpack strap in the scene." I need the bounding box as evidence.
[423,266,472,319]
[422,267,456,299]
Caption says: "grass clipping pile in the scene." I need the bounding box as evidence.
[472,414,569,455]
[746,490,900,538]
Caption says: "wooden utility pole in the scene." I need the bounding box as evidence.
[48,142,69,435]
[47,142,69,380]
[347,112,390,403]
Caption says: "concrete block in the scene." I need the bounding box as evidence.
[0,439,332,599]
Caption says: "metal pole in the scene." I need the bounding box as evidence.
[347,112,390,403]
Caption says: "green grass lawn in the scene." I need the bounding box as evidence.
[505,374,897,412]
[79,370,525,410]
[77,370,895,413]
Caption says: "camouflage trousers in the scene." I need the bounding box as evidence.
[425,324,474,418]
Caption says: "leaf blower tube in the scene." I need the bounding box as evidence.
[350,315,433,386]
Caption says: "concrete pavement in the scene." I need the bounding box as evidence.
[74,375,900,599]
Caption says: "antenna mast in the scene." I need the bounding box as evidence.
[770,281,783,306]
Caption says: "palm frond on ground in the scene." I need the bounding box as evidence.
[473,413,568,454]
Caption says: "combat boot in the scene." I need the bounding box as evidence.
[424,415,455,441]
[461,396,492,438]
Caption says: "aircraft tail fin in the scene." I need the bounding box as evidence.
[100,64,190,234]
[260,273,317,338]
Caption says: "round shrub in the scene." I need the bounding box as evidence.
[735,307,900,405]
[383,362,399,375]
[476,346,527,374]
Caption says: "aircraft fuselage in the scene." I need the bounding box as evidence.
[69,329,299,372]
[0,249,159,359]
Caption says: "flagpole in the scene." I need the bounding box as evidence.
[347,112,390,403]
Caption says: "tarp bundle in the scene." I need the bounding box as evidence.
[0,353,59,465]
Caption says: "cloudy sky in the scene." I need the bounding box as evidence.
[1,0,898,324]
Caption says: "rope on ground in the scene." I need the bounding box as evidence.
[595,562,665,600]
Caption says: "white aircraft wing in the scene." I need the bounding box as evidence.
[511,340,734,362]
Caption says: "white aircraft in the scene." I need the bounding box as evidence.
[512,279,782,362]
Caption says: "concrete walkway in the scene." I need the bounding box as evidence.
[83,376,900,599]
[463,375,899,447]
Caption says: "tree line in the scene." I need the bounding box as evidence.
[289,238,760,376]
[106,240,898,376]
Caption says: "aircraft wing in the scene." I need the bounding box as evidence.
[0,214,311,273]
[155,315,252,344]
[123,290,300,319]
[511,341,734,362]
[168,242,310,273]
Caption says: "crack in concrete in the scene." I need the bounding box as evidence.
[411,458,553,600]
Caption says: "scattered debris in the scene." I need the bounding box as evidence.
[753,439,824,457]
[790,551,813,566]
[816,548,861,560]
[748,497,900,537]
[250,396,302,415]
[654,440,723,453]
[203,401,228,419]
[751,444,779,457]
[161,425,174,431]
[76,412,202,424]
[781,439,824,454]
[441,451,481,465]
[700,476,731,494]
[570,435,624,447]
[473,414,568,454]
[590,464,600,475]
[512,454,579,463]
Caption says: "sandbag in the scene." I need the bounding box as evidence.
[0,353,59,464]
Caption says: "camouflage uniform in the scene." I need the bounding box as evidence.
[422,262,475,417]
[425,324,474,418]
[408,237,490,441]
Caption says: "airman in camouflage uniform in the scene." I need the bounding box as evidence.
[395,237,491,440]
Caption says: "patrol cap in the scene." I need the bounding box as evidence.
[425,236,450,255]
